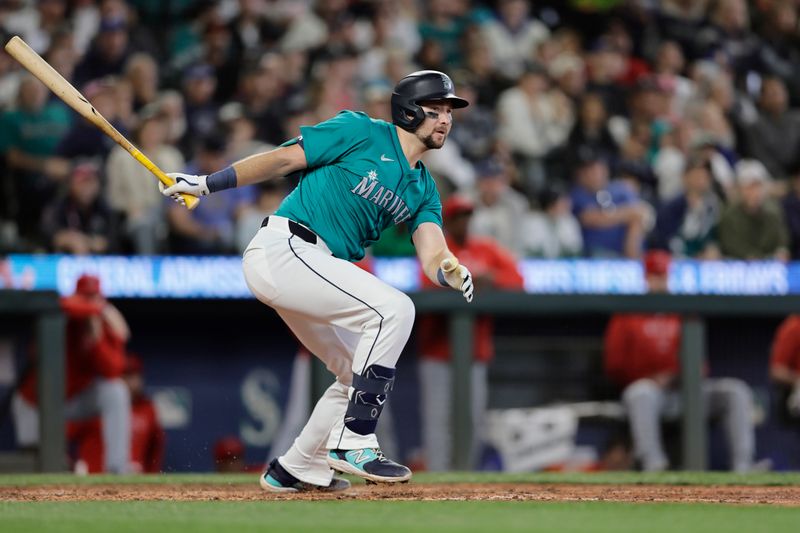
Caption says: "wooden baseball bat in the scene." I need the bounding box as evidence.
[4,36,200,210]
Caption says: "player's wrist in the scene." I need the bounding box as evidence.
[436,267,449,288]
[206,166,238,193]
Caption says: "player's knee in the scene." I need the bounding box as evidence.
[716,378,753,405]
[389,292,415,329]
[344,364,396,436]
[97,378,130,406]
[623,379,660,405]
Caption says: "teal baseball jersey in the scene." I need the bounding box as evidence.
[275,110,442,261]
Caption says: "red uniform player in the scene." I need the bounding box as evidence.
[12,274,133,473]
[418,195,523,470]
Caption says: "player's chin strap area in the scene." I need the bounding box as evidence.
[344,365,396,435]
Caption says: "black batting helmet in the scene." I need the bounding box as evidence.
[391,70,469,131]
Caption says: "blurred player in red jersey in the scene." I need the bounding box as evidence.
[604,250,757,472]
[12,274,132,473]
[417,195,524,470]
[769,315,800,424]
[70,355,165,474]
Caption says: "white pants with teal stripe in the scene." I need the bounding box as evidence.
[243,217,415,486]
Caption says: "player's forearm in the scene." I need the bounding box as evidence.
[421,248,456,286]
[231,148,298,186]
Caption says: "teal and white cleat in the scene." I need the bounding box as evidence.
[260,458,351,493]
[326,448,412,483]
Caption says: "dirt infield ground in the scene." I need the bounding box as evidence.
[3,483,800,506]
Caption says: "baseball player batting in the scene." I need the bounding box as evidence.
[161,70,473,492]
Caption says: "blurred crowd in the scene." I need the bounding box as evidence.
[0,0,798,261]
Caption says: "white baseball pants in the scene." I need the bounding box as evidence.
[12,378,131,473]
[622,377,755,472]
[243,217,415,485]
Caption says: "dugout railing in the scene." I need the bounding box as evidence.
[0,289,64,472]
[404,292,800,471]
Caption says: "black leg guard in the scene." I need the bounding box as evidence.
[344,365,396,436]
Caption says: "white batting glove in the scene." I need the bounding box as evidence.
[159,172,210,204]
[440,258,473,303]
[788,384,800,417]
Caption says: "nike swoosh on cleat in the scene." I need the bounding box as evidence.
[380,154,394,162]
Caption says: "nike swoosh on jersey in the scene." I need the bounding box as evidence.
[380,154,394,162]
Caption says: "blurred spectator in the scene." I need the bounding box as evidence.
[12,274,132,473]
[694,0,761,78]
[769,315,800,426]
[718,160,789,260]
[418,0,470,69]
[418,195,523,470]
[361,82,392,122]
[468,157,529,257]
[311,47,360,121]
[604,250,758,472]
[782,165,800,260]
[649,155,721,259]
[235,180,287,255]
[0,32,23,111]
[521,185,582,258]
[56,78,128,161]
[584,38,629,118]
[645,0,709,59]
[448,76,498,163]
[570,147,646,258]
[124,53,159,112]
[71,354,165,474]
[652,40,693,117]
[42,162,115,255]
[106,110,185,254]
[462,42,505,107]
[219,102,272,161]
[73,16,132,87]
[154,90,187,148]
[229,0,286,56]
[0,75,72,241]
[358,2,420,85]
[10,0,68,55]
[181,63,220,155]
[547,52,586,102]
[497,63,574,194]
[482,0,550,81]
[202,16,244,104]
[743,76,800,181]
[167,135,253,254]
[237,55,287,146]
[757,1,800,106]
[70,0,101,56]
[567,92,620,166]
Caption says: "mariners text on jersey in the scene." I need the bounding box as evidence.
[350,170,412,225]
[275,110,442,262]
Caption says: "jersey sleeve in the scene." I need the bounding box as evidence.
[771,317,800,370]
[408,176,443,235]
[298,110,371,167]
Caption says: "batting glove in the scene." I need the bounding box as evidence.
[440,258,474,303]
[788,384,800,417]
[160,172,210,204]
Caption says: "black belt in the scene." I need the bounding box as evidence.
[262,216,318,245]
